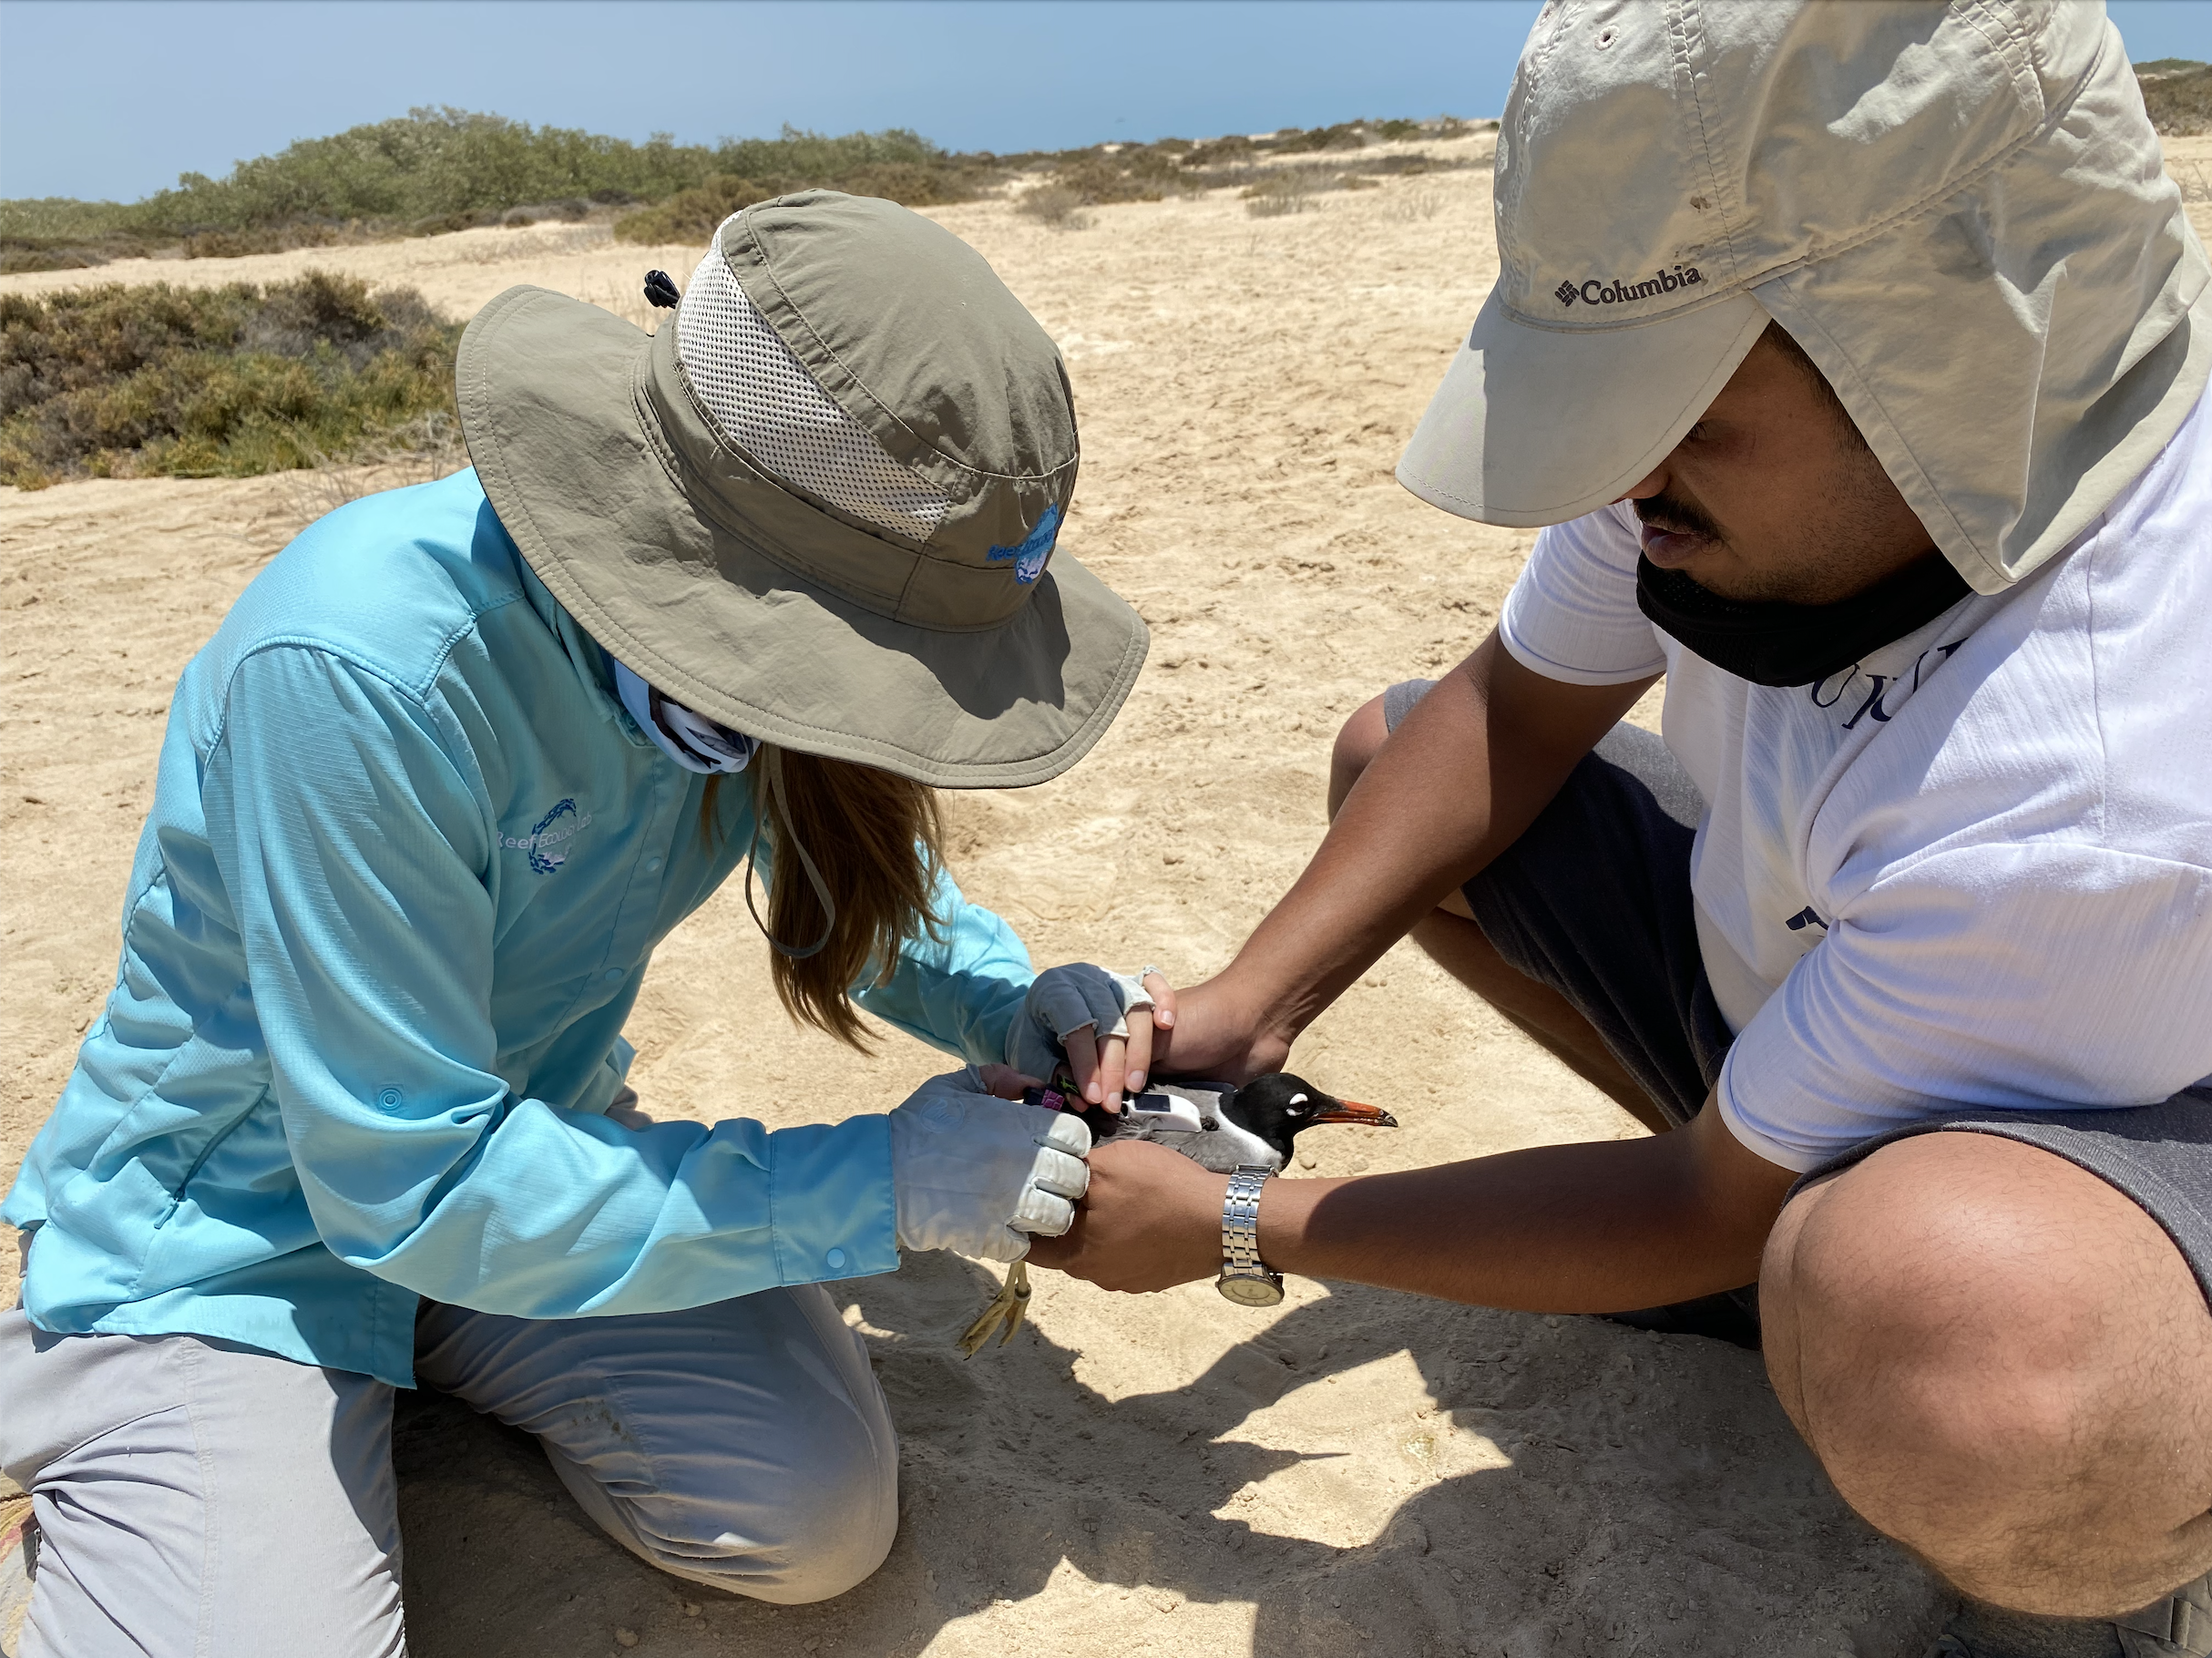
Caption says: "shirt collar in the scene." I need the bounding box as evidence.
[510,549,640,742]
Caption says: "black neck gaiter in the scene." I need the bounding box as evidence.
[1634,552,1972,688]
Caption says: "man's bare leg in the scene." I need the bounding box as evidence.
[1762,1131,2212,1616]
[1330,694,1670,1134]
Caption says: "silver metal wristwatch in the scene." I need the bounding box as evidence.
[1215,1164,1285,1306]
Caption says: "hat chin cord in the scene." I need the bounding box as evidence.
[742,747,838,960]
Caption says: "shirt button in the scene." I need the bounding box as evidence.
[825,1247,847,1270]
[376,1087,404,1109]
[644,856,663,874]
[604,968,624,983]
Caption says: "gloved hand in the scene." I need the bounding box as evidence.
[888,1070,1092,1263]
[1008,964,1154,1086]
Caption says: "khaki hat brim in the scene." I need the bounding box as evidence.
[460,286,1148,790]
[1398,287,1769,528]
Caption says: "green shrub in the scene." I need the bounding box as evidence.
[1277,122,1371,153]
[1,111,1001,269]
[0,244,111,275]
[1183,134,1254,169]
[130,107,703,232]
[836,160,974,207]
[613,174,776,244]
[0,271,460,488]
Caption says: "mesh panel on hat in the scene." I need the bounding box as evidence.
[675,243,951,543]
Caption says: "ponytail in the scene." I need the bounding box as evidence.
[712,746,946,1049]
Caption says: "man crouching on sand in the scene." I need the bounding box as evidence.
[1032,2,2212,1643]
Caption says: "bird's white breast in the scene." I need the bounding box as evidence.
[1111,1110,1282,1175]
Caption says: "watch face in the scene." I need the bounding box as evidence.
[1216,1272,1285,1308]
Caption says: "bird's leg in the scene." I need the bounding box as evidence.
[957,1260,1032,1358]
[998,1260,1031,1345]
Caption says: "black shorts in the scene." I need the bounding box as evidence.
[1382,679,2212,1308]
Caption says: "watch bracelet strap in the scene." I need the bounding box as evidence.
[1223,1164,1272,1272]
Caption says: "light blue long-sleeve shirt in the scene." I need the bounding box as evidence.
[3,470,1036,1387]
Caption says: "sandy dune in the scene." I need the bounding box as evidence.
[10,132,2207,1657]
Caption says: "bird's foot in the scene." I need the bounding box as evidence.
[957,1260,1032,1357]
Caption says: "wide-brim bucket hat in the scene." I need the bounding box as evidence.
[457,190,1148,788]
[1398,0,2212,596]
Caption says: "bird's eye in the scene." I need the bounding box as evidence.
[1287,1092,1309,1110]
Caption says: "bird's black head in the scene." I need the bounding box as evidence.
[1221,1072,1397,1159]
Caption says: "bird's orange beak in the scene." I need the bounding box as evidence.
[1310,1099,1398,1129]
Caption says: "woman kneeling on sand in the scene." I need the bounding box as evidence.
[0,194,1162,1653]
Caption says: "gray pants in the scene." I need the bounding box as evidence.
[0,1286,897,1656]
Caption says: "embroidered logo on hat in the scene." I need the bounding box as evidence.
[1399,1,2210,592]
[988,502,1063,585]
[1554,266,1704,308]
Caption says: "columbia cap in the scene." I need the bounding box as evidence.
[458,191,1147,788]
[1400,0,2211,593]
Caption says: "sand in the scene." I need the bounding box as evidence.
[8,133,2209,1658]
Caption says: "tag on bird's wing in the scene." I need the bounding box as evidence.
[1125,1090,1209,1134]
[1020,1069,1238,1139]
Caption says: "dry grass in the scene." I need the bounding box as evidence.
[568,276,672,332]
[1387,187,1446,223]
[454,221,614,265]
[1017,184,1093,231]
[1244,171,1322,219]
[273,408,471,524]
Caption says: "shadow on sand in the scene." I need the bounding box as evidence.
[394,1252,1949,1658]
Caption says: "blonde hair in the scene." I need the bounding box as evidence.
[714,745,947,1049]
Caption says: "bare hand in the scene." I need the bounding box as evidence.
[1024,1139,1225,1292]
[1063,967,1179,1112]
[1141,973,1293,1086]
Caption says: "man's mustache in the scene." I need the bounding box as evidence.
[1633,490,1726,542]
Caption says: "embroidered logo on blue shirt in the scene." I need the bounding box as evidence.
[502,797,591,875]
[987,503,1062,586]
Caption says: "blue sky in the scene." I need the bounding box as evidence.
[2,0,2207,204]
